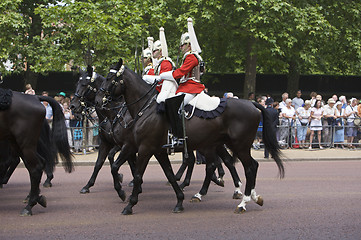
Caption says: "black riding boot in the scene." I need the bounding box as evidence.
[162,95,185,149]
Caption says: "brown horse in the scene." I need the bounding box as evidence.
[0,90,73,215]
[101,59,284,214]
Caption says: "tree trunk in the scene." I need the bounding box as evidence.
[243,37,257,99]
[287,60,300,96]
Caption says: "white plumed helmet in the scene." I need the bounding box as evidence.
[187,18,201,53]
[142,48,152,60]
[180,32,191,46]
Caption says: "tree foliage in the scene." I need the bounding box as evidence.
[0,0,360,81]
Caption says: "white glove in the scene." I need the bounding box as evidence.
[143,75,159,84]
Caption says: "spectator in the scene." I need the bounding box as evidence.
[292,90,304,110]
[24,84,35,95]
[279,92,289,111]
[357,100,361,117]
[345,98,358,149]
[63,102,74,148]
[309,100,323,150]
[322,98,336,147]
[296,100,311,149]
[248,92,255,102]
[310,92,317,107]
[316,94,325,107]
[280,98,295,148]
[253,98,265,150]
[334,101,345,149]
[339,95,347,109]
[58,92,66,104]
[86,110,98,152]
[223,92,234,98]
[332,94,338,103]
[41,91,53,125]
[264,100,279,158]
[265,94,274,107]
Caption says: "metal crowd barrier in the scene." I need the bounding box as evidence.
[67,125,99,154]
[255,117,361,150]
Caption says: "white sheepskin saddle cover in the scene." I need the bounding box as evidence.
[188,91,220,111]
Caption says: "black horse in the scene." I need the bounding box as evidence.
[70,66,136,199]
[101,59,284,214]
[0,91,73,215]
[0,123,55,189]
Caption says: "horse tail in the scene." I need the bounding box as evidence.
[37,120,56,174]
[252,102,285,178]
[38,96,74,173]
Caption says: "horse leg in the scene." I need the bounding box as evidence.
[121,149,151,215]
[2,155,21,185]
[190,152,218,202]
[21,151,45,216]
[80,143,112,194]
[111,144,136,202]
[179,151,195,190]
[42,157,54,188]
[108,146,123,183]
[155,150,184,213]
[234,152,262,214]
[175,161,187,181]
[216,146,243,199]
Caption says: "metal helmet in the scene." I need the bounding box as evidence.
[180,33,191,46]
[153,40,162,52]
[142,48,152,60]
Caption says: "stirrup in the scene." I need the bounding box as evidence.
[162,137,184,149]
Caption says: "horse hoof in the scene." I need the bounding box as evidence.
[256,196,264,206]
[121,208,133,215]
[173,206,184,213]
[218,178,225,187]
[118,190,126,202]
[80,187,90,194]
[37,195,47,208]
[232,192,242,199]
[190,197,201,203]
[43,182,52,188]
[234,206,246,214]
[23,195,30,204]
[118,173,123,183]
[20,208,32,216]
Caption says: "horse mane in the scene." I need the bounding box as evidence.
[123,66,154,93]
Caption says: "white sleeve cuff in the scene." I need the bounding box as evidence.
[160,71,175,82]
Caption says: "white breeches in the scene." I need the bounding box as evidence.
[156,79,177,103]
[176,92,196,106]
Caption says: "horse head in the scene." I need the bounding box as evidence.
[70,65,98,119]
[97,58,124,109]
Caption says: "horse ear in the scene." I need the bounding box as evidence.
[87,65,93,74]
[116,58,123,70]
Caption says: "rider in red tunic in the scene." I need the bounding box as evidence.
[159,18,205,148]
[142,28,176,113]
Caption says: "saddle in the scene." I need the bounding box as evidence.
[184,91,227,119]
[0,88,13,111]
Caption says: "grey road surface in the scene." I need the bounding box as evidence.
[0,160,360,240]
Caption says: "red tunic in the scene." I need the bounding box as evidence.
[156,60,173,92]
[172,54,205,94]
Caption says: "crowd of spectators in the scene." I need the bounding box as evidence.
[250,90,361,155]
[25,86,99,154]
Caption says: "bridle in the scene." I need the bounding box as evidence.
[73,72,99,118]
[99,64,158,126]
